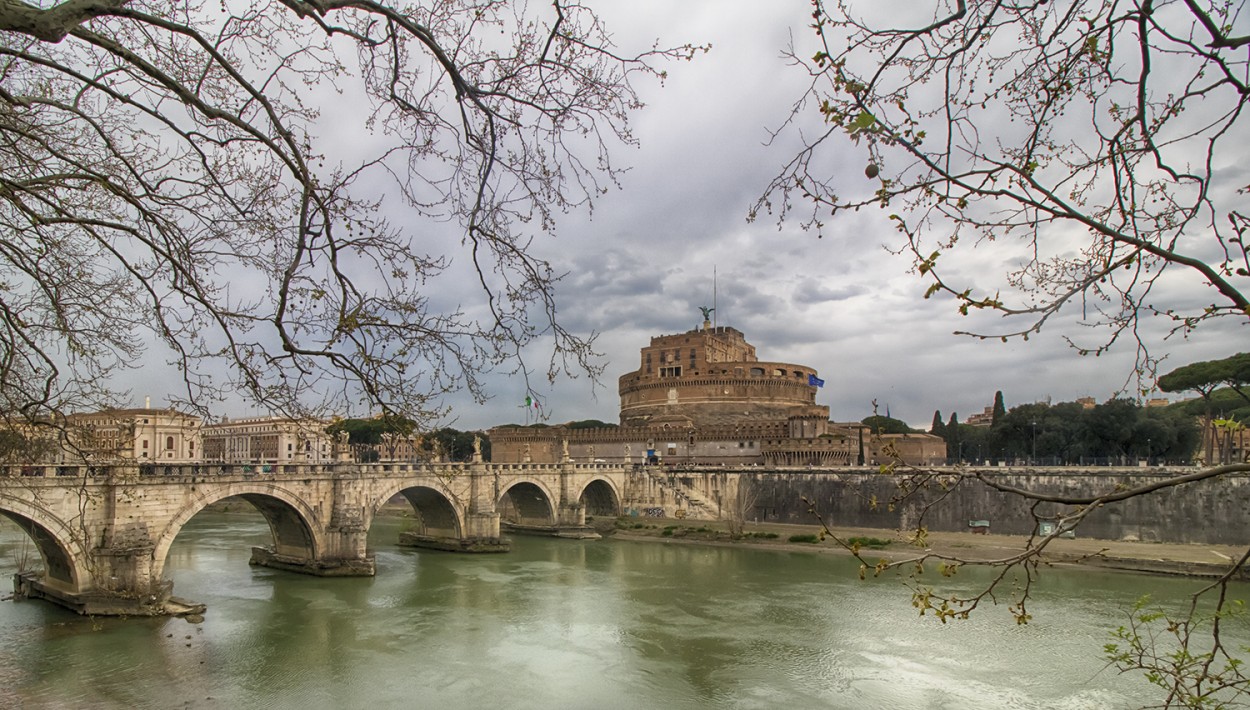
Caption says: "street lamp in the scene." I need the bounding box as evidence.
[1147,437,1152,466]
[1031,421,1037,466]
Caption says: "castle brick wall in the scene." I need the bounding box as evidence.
[618,371,821,427]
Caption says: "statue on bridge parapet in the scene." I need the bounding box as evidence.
[332,430,351,462]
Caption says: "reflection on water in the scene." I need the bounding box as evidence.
[0,513,1244,709]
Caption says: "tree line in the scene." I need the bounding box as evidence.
[931,396,1199,466]
[325,417,486,464]
[922,354,1250,466]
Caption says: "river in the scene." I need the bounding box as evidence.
[0,511,1243,709]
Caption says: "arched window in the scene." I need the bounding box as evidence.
[165,436,175,450]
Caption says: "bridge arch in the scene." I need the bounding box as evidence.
[497,478,558,526]
[370,481,464,539]
[150,483,323,582]
[0,497,86,592]
[577,477,622,517]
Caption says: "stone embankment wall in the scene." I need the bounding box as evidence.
[660,467,1250,546]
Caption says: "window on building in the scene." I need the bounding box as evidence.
[659,366,682,378]
[750,367,764,377]
[142,439,148,449]
[165,436,174,449]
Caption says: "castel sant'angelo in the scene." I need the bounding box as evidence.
[490,313,946,466]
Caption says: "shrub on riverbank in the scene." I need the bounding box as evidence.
[847,536,892,549]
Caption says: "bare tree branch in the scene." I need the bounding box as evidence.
[757,0,1250,382]
[0,0,702,424]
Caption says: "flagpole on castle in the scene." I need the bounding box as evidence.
[522,395,540,425]
[713,265,717,329]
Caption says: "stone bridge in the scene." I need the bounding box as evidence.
[0,460,629,616]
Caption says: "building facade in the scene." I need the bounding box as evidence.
[55,408,202,463]
[201,416,335,464]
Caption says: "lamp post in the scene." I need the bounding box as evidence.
[1031,421,1037,466]
[1147,437,1152,466]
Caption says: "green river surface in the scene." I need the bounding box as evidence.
[0,511,1245,709]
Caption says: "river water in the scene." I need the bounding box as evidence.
[0,511,1243,709]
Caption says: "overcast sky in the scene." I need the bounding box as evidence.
[129,0,1243,430]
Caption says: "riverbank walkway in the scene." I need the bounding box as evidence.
[609,519,1250,580]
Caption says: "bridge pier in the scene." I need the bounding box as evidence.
[389,464,512,553]
[248,546,376,576]
[460,463,510,551]
[461,509,511,551]
[502,499,599,539]
[12,571,203,617]
[13,539,206,617]
[554,463,599,539]
[554,501,599,539]
[250,479,377,576]
[396,509,511,553]
[18,487,212,616]
[500,463,602,539]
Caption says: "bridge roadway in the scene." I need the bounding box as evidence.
[0,459,628,616]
